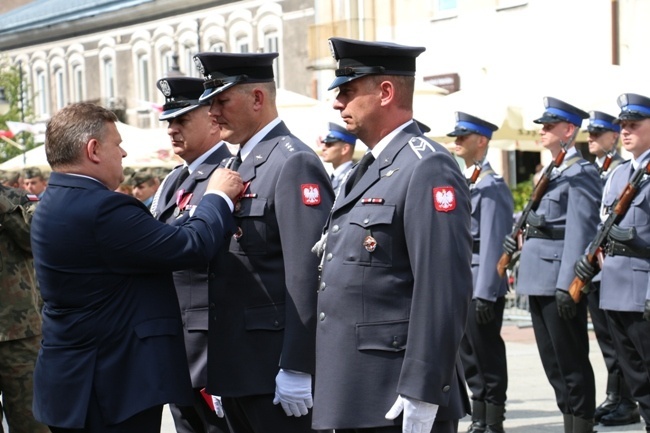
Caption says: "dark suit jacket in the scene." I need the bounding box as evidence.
[206,121,334,397]
[312,122,473,429]
[30,172,236,428]
[154,144,232,387]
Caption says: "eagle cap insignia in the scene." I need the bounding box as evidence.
[159,79,171,97]
[301,184,321,206]
[193,56,205,76]
[433,186,456,212]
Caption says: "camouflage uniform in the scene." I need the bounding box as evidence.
[0,185,49,433]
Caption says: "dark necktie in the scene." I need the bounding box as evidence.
[230,151,243,171]
[167,166,189,201]
[345,152,375,195]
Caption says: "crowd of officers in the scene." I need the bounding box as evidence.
[2,35,650,433]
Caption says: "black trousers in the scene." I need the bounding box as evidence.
[528,295,595,418]
[169,388,232,433]
[336,419,458,433]
[48,391,162,433]
[221,394,325,433]
[459,296,508,405]
[588,282,634,399]
[606,310,650,426]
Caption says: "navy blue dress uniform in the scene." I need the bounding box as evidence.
[193,52,335,433]
[449,113,514,433]
[599,93,650,432]
[584,110,638,425]
[322,122,356,195]
[312,37,473,433]
[515,97,601,431]
[152,76,233,433]
[30,172,237,430]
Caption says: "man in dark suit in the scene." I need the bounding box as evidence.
[505,97,601,433]
[152,76,233,433]
[449,112,513,433]
[584,110,639,426]
[192,52,334,433]
[30,102,243,433]
[311,37,473,433]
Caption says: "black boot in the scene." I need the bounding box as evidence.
[573,416,595,433]
[467,400,486,433]
[485,403,505,433]
[600,397,640,426]
[594,373,621,422]
[562,413,574,433]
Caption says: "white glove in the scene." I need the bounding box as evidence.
[211,395,224,418]
[273,369,313,417]
[385,395,439,433]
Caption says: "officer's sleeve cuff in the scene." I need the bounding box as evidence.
[205,190,234,212]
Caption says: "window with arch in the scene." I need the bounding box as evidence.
[54,67,66,110]
[35,69,48,116]
[264,30,280,84]
[236,35,250,53]
[182,44,199,77]
[160,49,176,76]
[209,41,226,52]
[103,57,116,99]
[72,64,84,102]
[137,52,151,101]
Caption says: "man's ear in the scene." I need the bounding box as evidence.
[86,138,101,164]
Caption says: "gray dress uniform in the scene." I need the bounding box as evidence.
[206,122,334,427]
[312,121,473,430]
[599,93,650,428]
[459,162,513,404]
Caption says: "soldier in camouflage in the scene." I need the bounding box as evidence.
[0,184,49,433]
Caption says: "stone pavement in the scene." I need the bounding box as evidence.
[159,320,645,432]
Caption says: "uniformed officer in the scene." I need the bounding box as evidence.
[577,93,650,433]
[193,51,334,433]
[584,110,639,426]
[504,97,601,432]
[312,37,473,433]
[319,122,356,197]
[0,185,49,433]
[449,112,513,433]
[152,76,233,433]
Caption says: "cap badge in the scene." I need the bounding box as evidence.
[433,186,456,212]
[193,56,205,76]
[328,39,337,60]
[159,80,171,97]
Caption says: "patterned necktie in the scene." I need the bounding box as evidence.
[345,152,375,195]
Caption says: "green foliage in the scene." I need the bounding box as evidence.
[510,178,534,213]
[0,59,35,164]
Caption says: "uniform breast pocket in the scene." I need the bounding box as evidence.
[631,193,650,227]
[344,205,395,267]
[231,198,267,255]
[539,188,564,220]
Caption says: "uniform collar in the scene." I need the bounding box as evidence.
[239,117,282,161]
[188,141,227,173]
[370,119,414,159]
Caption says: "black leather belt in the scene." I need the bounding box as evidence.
[472,241,480,254]
[606,240,650,258]
[525,226,565,240]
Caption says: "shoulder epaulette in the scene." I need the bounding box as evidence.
[408,137,437,160]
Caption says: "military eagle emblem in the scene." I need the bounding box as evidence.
[433,187,456,212]
[302,184,321,206]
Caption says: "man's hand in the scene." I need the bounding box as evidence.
[574,255,597,282]
[502,235,518,256]
[207,168,244,202]
[385,395,439,433]
[273,369,313,417]
[555,289,576,320]
[476,298,496,324]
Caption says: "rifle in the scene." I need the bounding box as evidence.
[568,159,650,302]
[468,151,488,186]
[599,152,614,176]
[496,126,580,278]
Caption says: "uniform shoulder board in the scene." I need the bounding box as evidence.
[408,137,436,160]
[279,136,296,155]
